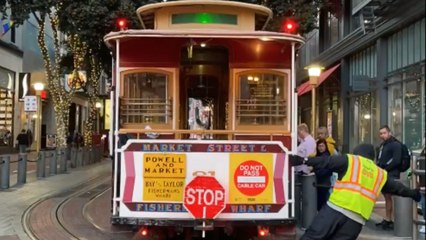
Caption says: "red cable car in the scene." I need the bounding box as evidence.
[105,0,304,238]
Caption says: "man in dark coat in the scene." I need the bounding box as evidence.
[376,125,402,230]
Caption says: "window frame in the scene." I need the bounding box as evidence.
[233,69,290,132]
[120,68,175,129]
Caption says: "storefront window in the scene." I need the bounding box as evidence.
[404,80,422,149]
[350,92,376,149]
[236,72,288,129]
[121,72,171,125]
[387,64,425,152]
[388,74,403,140]
[0,68,14,144]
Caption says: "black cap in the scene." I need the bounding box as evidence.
[353,143,375,160]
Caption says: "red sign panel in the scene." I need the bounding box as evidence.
[183,176,225,219]
[234,160,269,196]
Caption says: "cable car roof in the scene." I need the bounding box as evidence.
[137,0,273,30]
[104,29,305,49]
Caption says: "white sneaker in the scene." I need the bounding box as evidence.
[420,226,425,234]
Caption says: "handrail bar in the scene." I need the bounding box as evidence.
[118,128,291,136]
[412,155,425,239]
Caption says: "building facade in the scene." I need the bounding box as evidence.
[297,0,425,154]
[1,14,91,150]
[1,16,23,148]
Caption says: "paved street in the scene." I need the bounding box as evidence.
[1,156,424,240]
[0,159,111,240]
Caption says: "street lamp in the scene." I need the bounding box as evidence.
[34,82,44,153]
[307,66,322,137]
[95,102,102,133]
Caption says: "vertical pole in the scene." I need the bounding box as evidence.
[290,42,297,219]
[35,93,42,153]
[311,86,316,136]
[340,59,350,153]
[37,151,45,178]
[112,39,120,215]
[70,146,76,168]
[294,175,302,226]
[393,179,413,237]
[77,147,83,167]
[202,206,206,238]
[61,148,67,173]
[17,153,27,184]
[411,155,418,240]
[51,149,57,175]
[302,174,317,229]
[35,96,40,153]
[96,110,100,134]
[1,155,10,189]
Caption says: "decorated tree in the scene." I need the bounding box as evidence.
[1,0,73,147]
[57,0,147,146]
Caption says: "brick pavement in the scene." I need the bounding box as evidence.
[0,160,111,240]
[1,155,423,240]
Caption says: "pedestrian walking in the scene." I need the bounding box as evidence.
[289,143,424,240]
[16,129,29,153]
[376,125,402,230]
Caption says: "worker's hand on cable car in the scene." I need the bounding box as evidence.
[288,154,306,166]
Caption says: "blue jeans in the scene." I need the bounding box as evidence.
[19,144,27,153]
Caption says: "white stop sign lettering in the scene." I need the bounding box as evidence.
[186,188,224,206]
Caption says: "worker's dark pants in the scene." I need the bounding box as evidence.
[301,204,363,240]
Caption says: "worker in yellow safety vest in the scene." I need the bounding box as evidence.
[289,143,423,240]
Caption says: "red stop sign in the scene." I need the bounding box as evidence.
[184,176,226,219]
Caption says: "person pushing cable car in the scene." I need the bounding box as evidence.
[289,143,424,240]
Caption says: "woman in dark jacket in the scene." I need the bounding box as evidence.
[315,139,332,211]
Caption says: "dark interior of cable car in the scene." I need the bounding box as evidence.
[179,45,229,138]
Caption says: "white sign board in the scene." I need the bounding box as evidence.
[117,140,292,221]
[24,96,37,112]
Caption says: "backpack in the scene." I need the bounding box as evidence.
[397,141,412,172]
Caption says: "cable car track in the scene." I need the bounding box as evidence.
[22,175,134,240]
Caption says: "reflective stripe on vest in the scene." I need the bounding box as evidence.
[329,154,388,220]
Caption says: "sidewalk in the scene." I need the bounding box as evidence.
[0,146,18,155]
[0,160,111,240]
[1,156,423,240]
[359,206,425,240]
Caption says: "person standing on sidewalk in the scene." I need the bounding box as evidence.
[314,139,332,211]
[16,129,29,153]
[317,126,339,156]
[288,143,423,240]
[376,125,402,230]
[296,123,316,174]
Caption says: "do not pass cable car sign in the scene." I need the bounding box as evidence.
[184,176,225,219]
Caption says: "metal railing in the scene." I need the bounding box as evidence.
[120,97,173,124]
[412,155,425,239]
[236,99,287,125]
[118,128,292,141]
[0,145,104,190]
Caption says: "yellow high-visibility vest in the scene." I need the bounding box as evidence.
[329,154,387,220]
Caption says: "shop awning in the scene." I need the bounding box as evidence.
[297,63,341,96]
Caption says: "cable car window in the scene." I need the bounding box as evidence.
[121,72,172,125]
[237,72,287,127]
